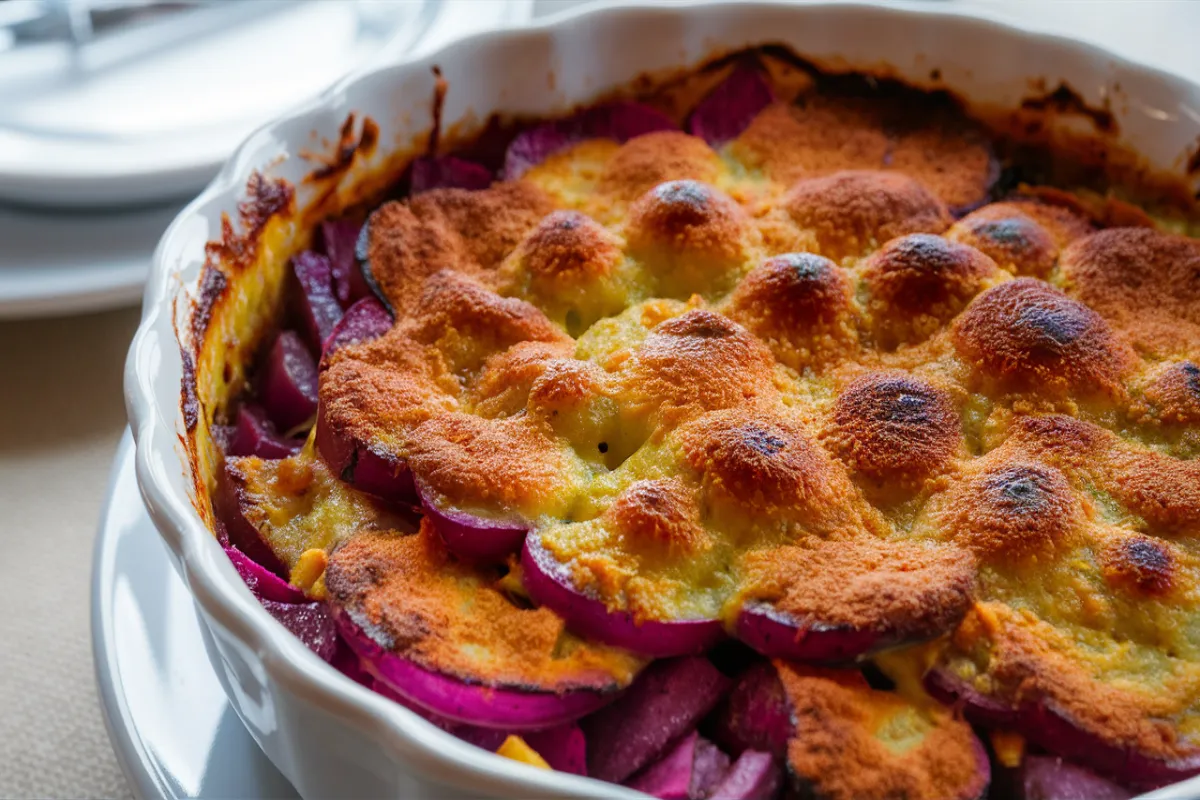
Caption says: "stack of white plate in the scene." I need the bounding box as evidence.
[0,0,533,318]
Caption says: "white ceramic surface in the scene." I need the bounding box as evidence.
[125,2,1200,798]
[0,0,533,320]
[92,431,300,800]
[0,0,437,208]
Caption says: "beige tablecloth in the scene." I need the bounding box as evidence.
[0,309,139,800]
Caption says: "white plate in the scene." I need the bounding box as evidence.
[0,0,534,320]
[0,201,182,320]
[91,430,301,800]
[0,1,440,209]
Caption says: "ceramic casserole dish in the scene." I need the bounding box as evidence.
[125,2,1200,797]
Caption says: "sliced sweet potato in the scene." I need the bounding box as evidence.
[582,656,732,783]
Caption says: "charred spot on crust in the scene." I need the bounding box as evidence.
[626,180,754,295]
[828,372,960,481]
[597,131,721,203]
[948,204,1061,278]
[1102,535,1176,596]
[680,412,841,511]
[938,460,1079,559]
[729,252,851,326]
[1060,227,1200,356]
[953,278,1131,395]
[781,170,951,262]
[657,309,740,339]
[861,233,999,345]
[740,539,976,643]
[608,479,708,554]
[512,211,623,287]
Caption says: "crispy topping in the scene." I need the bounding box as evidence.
[597,131,721,203]
[779,663,986,800]
[953,278,1132,395]
[1101,535,1177,596]
[739,539,976,639]
[862,234,1000,346]
[325,524,643,689]
[1060,227,1200,356]
[827,372,960,482]
[780,170,950,262]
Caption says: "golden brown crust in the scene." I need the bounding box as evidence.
[625,180,756,297]
[287,73,1200,771]
[947,200,1092,278]
[1060,227,1200,357]
[597,131,721,204]
[1100,534,1177,597]
[724,252,858,372]
[1142,361,1200,425]
[739,539,976,641]
[826,371,961,483]
[778,663,985,800]
[325,524,642,690]
[861,234,1000,346]
[778,171,951,262]
[365,181,555,316]
[952,278,1133,396]
[619,310,779,428]
[607,479,709,556]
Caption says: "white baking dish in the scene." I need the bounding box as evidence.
[124,2,1200,797]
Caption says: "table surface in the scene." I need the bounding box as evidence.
[0,2,1195,798]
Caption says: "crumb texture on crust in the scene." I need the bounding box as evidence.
[325,523,644,690]
[301,61,1200,768]
[778,663,986,800]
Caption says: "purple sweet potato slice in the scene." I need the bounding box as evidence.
[627,731,701,799]
[692,737,733,798]
[410,155,494,194]
[523,533,725,658]
[687,64,775,147]
[226,404,301,459]
[780,663,989,800]
[224,544,305,604]
[708,751,781,800]
[581,656,732,783]
[260,330,319,432]
[1019,756,1131,800]
[418,479,528,563]
[260,598,338,662]
[319,219,371,306]
[214,458,288,577]
[292,251,344,349]
[626,732,733,799]
[525,724,588,776]
[504,101,677,179]
[321,296,393,361]
[325,524,644,729]
[709,661,792,759]
[925,667,1200,790]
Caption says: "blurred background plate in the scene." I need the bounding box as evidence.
[0,0,446,209]
[0,0,533,320]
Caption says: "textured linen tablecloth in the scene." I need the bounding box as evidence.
[0,2,1196,799]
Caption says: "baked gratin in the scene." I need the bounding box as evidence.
[199,49,1200,800]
